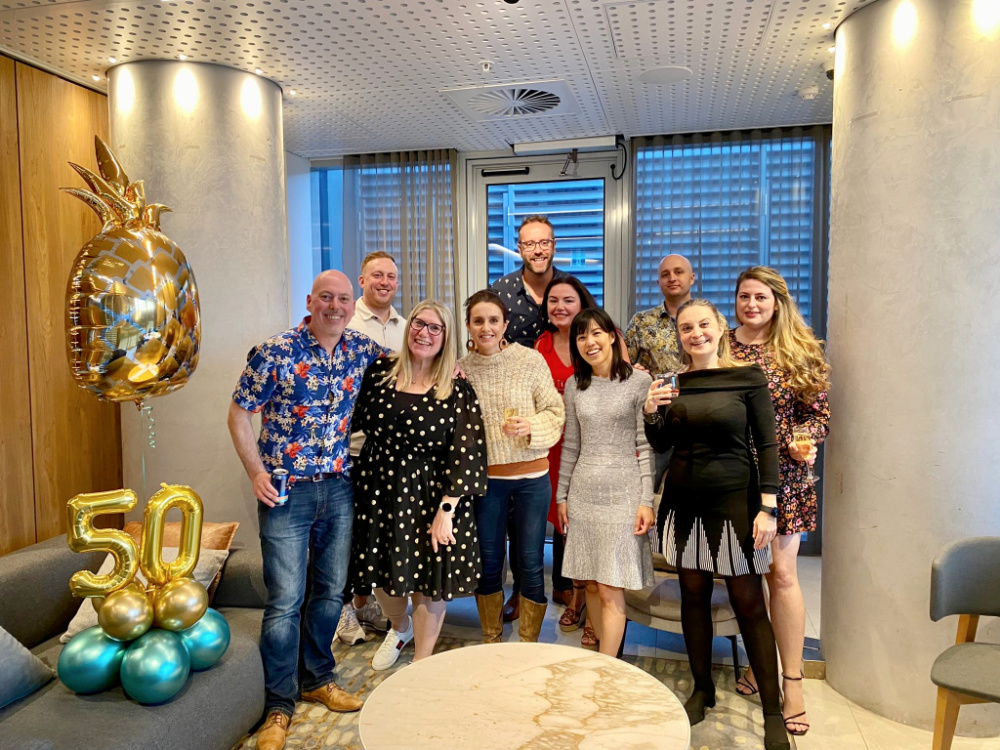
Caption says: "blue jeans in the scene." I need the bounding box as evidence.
[474,475,549,604]
[258,475,353,717]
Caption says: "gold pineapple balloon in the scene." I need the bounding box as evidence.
[64,136,200,402]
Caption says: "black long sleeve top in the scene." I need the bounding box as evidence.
[643,365,780,495]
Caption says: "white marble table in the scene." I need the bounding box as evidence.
[358,642,690,750]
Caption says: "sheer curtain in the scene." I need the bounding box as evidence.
[342,150,459,312]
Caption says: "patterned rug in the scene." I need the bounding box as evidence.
[234,635,790,750]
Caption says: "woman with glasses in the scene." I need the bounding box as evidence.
[352,301,488,671]
[459,289,565,644]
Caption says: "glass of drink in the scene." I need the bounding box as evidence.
[504,407,519,437]
[792,424,819,484]
[655,373,679,399]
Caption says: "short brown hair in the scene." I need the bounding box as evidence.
[464,289,509,325]
[360,251,397,274]
[517,215,554,237]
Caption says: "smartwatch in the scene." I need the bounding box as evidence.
[760,505,779,518]
[439,501,455,515]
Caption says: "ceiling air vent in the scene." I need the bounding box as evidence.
[442,80,579,122]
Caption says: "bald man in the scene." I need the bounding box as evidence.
[229,270,387,750]
[625,254,697,376]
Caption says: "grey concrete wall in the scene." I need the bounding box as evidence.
[824,0,1000,732]
[108,61,289,544]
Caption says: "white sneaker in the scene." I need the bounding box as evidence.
[371,619,414,671]
[335,603,366,646]
[355,600,390,632]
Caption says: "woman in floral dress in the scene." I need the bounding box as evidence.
[728,266,831,738]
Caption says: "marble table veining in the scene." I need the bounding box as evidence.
[358,642,691,750]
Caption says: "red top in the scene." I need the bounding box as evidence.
[535,330,574,528]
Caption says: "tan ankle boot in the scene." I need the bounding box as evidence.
[518,596,547,643]
[475,591,505,643]
[257,711,290,750]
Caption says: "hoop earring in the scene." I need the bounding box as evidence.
[499,338,509,351]
[466,339,476,353]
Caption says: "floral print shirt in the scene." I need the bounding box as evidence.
[233,319,387,480]
[624,304,682,376]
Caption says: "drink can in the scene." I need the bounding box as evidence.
[271,469,289,505]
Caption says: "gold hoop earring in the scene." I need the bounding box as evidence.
[499,338,509,351]
[466,339,476,352]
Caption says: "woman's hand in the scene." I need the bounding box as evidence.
[557,503,569,535]
[429,509,457,553]
[634,505,655,535]
[502,416,531,438]
[753,511,777,550]
[787,438,817,464]
[644,380,674,414]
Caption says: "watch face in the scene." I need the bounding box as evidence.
[441,502,454,513]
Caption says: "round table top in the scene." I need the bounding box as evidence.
[358,642,691,750]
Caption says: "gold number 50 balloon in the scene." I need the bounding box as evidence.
[140,485,204,587]
[67,490,139,598]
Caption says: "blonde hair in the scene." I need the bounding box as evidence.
[677,299,742,369]
[735,266,831,403]
[382,300,456,399]
[361,251,397,274]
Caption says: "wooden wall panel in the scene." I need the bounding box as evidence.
[0,56,37,555]
[16,62,122,544]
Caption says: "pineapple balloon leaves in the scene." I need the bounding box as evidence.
[63,136,200,403]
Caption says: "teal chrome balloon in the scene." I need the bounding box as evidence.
[57,626,129,694]
[178,608,231,671]
[120,629,191,704]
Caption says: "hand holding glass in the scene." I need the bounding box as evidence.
[792,425,819,484]
[655,373,679,398]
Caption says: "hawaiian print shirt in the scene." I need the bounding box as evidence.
[624,303,682,376]
[233,319,387,480]
[491,266,572,347]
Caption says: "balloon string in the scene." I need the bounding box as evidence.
[136,402,156,502]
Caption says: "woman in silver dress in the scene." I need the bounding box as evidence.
[556,307,655,657]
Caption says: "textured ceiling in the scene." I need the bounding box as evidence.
[0,0,867,158]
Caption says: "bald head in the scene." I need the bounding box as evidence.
[306,270,356,346]
[657,254,696,310]
[312,269,353,297]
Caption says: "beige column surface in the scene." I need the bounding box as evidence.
[108,60,289,542]
[825,0,1000,733]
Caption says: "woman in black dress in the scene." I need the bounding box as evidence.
[643,299,788,750]
[352,300,488,671]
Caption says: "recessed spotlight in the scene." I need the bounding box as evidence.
[255,68,263,75]
[178,54,188,60]
[108,56,117,63]
[288,89,297,96]
[92,75,101,81]
[828,45,836,52]
[822,22,832,29]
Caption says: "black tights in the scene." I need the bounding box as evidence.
[677,568,781,715]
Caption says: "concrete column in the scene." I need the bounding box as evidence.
[108,61,288,542]
[825,0,1000,732]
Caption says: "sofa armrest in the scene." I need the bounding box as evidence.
[212,544,267,609]
[0,536,104,648]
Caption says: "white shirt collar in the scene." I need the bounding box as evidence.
[355,297,402,324]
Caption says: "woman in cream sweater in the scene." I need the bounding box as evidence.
[458,289,565,644]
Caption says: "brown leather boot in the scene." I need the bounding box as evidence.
[256,711,290,750]
[301,682,364,712]
[518,596,547,643]
[475,591,505,643]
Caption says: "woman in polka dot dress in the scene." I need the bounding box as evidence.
[352,300,488,670]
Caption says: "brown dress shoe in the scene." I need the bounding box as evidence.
[257,711,290,750]
[551,589,573,607]
[301,683,364,712]
[502,592,520,622]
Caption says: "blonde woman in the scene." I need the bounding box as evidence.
[352,300,488,670]
[459,289,565,644]
[728,267,831,738]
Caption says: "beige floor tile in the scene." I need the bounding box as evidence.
[793,678,869,750]
[849,701,1000,750]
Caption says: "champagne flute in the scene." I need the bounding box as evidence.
[792,424,819,484]
[504,407,519,439]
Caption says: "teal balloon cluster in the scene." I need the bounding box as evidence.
[57,608,230,704]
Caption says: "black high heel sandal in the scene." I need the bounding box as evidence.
[781,672,810,736]
[762,712,791,750]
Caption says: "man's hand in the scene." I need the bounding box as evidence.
[253,471,280,507]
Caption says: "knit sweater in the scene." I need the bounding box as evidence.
[458,343,565,469]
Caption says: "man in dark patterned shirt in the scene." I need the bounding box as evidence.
[491,215,572,346]
[228,270,386,750]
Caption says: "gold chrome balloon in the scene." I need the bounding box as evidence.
[67,490,140,598]
[63,136,200,403]
[153,578,209,632]
[99,585,154,641]
[140,484,204,587]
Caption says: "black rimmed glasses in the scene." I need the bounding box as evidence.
[517,239,555,251]
[411,318,446,336]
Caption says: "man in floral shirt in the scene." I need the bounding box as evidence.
[228,270,386,750]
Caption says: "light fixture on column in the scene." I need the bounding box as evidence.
[560,148,578,176]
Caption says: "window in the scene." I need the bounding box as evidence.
[633,127,830,331]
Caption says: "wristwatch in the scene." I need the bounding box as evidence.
[439,501,455,515]
[760,505,779,518]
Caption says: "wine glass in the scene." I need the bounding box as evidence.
[792,424,819,484]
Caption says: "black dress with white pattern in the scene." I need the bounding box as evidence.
[352,357,488,600]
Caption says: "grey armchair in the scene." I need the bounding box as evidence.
[929,536,1000,750]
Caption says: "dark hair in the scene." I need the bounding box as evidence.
[463,288,509,325]
[569,308,632,390]
[540,275,598,332]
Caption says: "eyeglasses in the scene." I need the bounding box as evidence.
[411,318,446,336]
[517,239,555,251]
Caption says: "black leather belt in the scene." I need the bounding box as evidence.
[306,472,337,483]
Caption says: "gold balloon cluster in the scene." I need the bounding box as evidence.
[63,136,200,403]
[68,484,208,640]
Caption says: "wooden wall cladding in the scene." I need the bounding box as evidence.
[0,57,37,555]
[12,60,122,547]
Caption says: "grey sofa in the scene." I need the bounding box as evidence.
[0,535,267,750]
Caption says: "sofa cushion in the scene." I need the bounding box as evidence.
[624,571,735,622]
[123,521,239,597]
[212,544,267,609]
[0,607,264,750]
[0,626,55,710]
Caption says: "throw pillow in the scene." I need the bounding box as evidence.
[59,547,230,643]
[0,625,55,710]
[123,520,239,597]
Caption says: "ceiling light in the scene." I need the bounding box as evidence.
[92,75,101,81]
[512,135,616,156]
[178,54,187,60]
[108,56,117,63]
[828,45,836,52]
[822,22,832,29]
[639,66,693,85]
[288,89,297,96]
[255,68,263,75]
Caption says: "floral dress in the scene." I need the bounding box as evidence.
[728,331,831,534]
